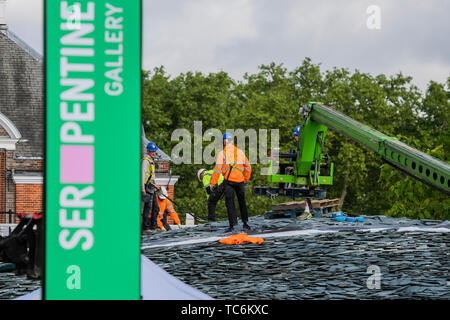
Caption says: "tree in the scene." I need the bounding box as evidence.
[378,79,450,220]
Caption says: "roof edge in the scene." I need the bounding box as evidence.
[1,29,42,63]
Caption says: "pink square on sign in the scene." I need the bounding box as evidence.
[60,145,94,184]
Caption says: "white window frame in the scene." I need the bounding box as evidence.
[0,112,22,150]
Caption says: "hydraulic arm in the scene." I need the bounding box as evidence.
[254,102,450,199]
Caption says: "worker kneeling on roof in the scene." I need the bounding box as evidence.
[198,168,224,222]
[210,133,252,233]
[155,187,182,231]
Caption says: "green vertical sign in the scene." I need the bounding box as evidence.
[45,0,141,299]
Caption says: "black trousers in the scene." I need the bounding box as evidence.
[142,191,159,230]
[161,213,171,231]
[223,181,248,227]
[207,184,224,222]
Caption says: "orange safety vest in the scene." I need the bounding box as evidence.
[154,196,181,229]
[211,145,251,186]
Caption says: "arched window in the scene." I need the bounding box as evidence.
[0,111,22,150]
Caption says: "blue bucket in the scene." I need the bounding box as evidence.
[332,211,344,218]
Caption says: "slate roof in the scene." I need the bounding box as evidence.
[141,124,171,162]
[2,214,449,300]
[0,29,44,158]
[140,215,450,300]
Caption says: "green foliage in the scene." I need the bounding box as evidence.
[142,61,449,221]
[379,144,449,221]
[377,78,450,221]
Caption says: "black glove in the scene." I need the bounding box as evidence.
[141,194,151,203]
[211,185,217,193]
[206,186,211,195]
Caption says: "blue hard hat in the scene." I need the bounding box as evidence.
[292,126,301,136]
[146,142,158,152]
[223,133,233,140]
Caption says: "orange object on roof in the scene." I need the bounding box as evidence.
[219,232,264,245]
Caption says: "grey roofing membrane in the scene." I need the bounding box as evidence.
[1,214,449,300]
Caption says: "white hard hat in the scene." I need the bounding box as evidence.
[197,168,207,181]
[157,186,168,199]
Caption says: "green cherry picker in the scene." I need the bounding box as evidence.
[253,102,450,216]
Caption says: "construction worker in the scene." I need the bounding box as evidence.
[293,125,301,143]
[284,125,302,175]
[197,168,224,222]
[210,133,252,232]
[141,142,160,231]
[155,187,182,231]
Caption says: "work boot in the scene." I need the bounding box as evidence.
[243,222,251,231]
[224,226,234,233]
[297,211,312,221]
[27,267,41,280]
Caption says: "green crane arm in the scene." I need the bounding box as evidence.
[302,102,450,195]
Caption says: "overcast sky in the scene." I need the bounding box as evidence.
[4,0,449,91]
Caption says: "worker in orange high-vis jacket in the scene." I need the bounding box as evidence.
[210,133,252,233]
[155,187,182,231]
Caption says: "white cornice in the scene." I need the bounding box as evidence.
[13,173,43,184]
[0,137,18,150]
[155,176,180,186]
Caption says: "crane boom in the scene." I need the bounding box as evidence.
[306,103,449,195]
